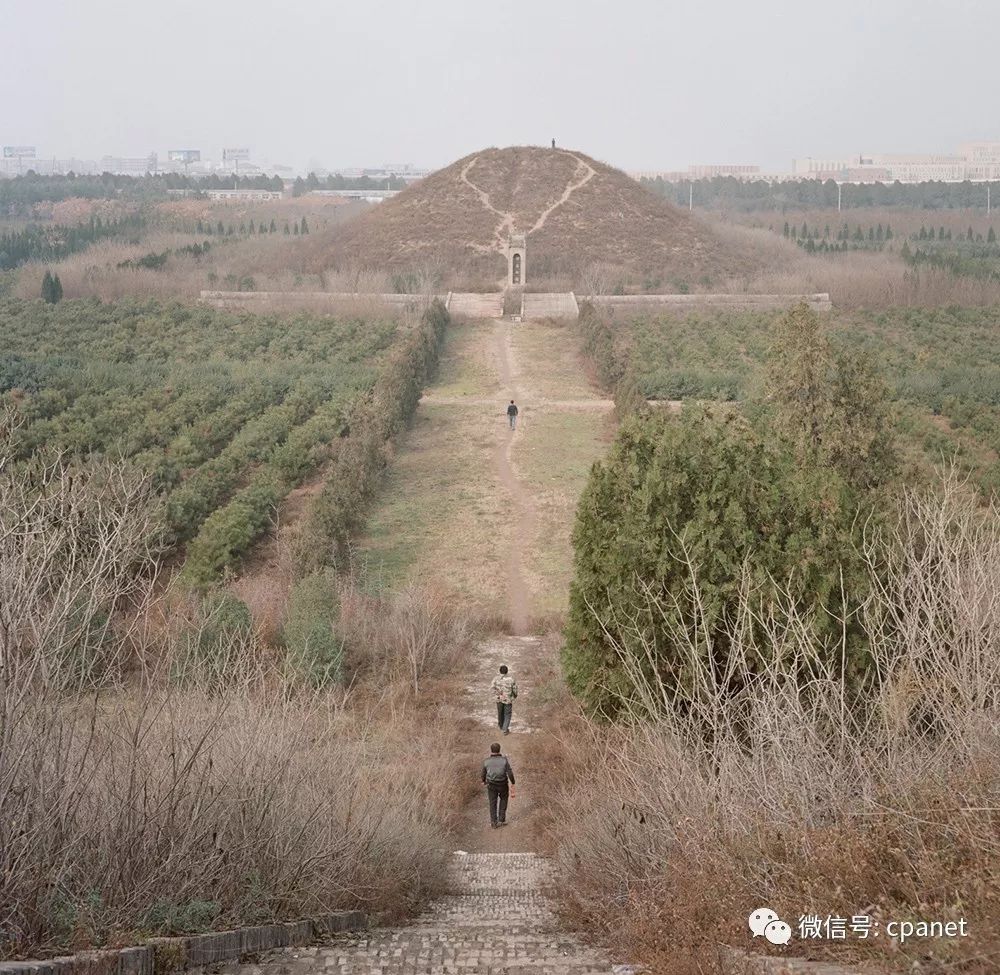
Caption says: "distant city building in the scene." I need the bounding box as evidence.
[206,189,283,202]
[100,154,158,175]
[958,142,1000,180]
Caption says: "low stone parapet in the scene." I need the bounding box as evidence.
[0,913,366,975]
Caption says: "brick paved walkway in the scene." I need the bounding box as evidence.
[220,852,624,975]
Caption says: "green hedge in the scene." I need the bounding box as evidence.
[299,300,449,571]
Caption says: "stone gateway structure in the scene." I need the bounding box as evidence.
[506,234,526,287]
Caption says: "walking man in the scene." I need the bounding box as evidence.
[491,664,517,734]
[482,742,515,828]
[506,399,518,430]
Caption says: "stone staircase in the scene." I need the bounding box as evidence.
[448,292,505,318]
[223,852,624,975]
[521,293,579,321]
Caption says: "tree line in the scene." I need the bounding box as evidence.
[0,172,284,214]
[193,217,309,236]
[0,214,145,269]
[291,172,408,196]
[643,175,1000,211]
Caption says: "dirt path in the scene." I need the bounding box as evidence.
[527,153,597,235]
[459,158,514,253]
[460,150,598,253]
[492,320,536,634]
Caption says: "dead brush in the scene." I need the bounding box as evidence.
[549,471,1000,971]
[335,578,480,693]
[0,443,460,957]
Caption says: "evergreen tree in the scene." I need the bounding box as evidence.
[868,227,875,241]
[783,221,790,237]
[270,218,277,233]
[284,223,290,235]
[801,222,808,238]
[300,216,309,234]
[293,221,300,235]
[938,226,946,240]
[886,225,893,240]
[41,270,55,303]
[989,227,996,243]
[824,224,830,238]
[196,219,204,234]
[919,226,927,240]
[217,220,225,235]
[968,225,975,241]
[52,273,63,302]
[249,220,256,234]
[876,224,884,241]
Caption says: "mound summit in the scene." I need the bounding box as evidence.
[312,146,760,291]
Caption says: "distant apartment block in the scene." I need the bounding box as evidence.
[794,144,1000,183]
[205,189,283,202]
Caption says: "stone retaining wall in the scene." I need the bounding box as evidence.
[0,912,365,975]
[591,293,832,311]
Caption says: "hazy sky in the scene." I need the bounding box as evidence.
[2,0,998,173]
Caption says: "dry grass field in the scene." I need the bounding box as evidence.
[360,317,609,623]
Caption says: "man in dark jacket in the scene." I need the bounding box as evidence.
[506,400,518,430]
[482,742,515,828]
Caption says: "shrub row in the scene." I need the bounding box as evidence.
[576,301,647,412]
[180,396,352,585]
[298,300,449,572]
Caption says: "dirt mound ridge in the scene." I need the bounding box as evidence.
[307,146,760,290]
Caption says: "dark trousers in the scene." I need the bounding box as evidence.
[497,702,512,732]
[487,781,509,825]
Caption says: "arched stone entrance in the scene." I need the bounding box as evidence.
[506,234,526,287]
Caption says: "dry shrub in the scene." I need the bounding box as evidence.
[550,474,1000,973]
[0,445,461,957]
[1,675,457,956]
[336,579,479,692]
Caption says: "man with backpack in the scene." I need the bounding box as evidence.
[506,400,518,430]
[482,742,515,828]
[491,664,517,734]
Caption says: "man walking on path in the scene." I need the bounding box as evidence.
[491,664,517,734]
[482,742,515,828]
[506,399,518,430]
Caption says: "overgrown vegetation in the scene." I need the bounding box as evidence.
[565,306,897,712]
[0,292,477,956]
[555,477,1000,971]
[559,302,1000,970]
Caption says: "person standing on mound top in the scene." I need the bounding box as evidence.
[482,742,515,828]
[491,664,517,734]
[507,399,518,430]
